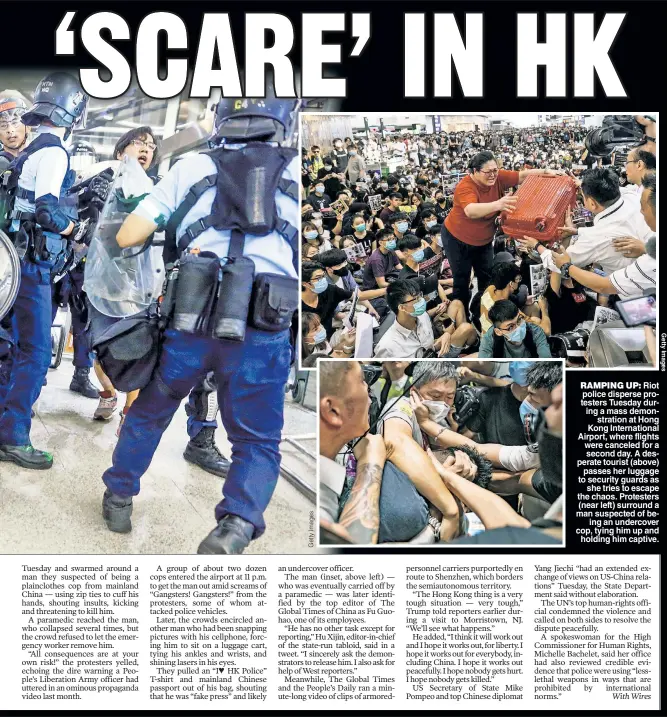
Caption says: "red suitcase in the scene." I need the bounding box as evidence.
[501,174,578,244]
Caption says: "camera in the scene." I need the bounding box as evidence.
[584,115,647,158]
[453,385,482,429]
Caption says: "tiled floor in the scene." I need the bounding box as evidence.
[0,358,316,555]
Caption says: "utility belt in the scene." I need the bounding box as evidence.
[10,213,71,273]
[161,250,297,342]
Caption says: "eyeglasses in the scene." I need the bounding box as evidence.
[626,159,640,165]
[401,293,424,306]
[479,168,499,176]
[499,317,524,333]
[130,139,157,152]
[0,119,21,131]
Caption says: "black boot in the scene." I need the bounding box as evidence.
[102,489,133,533]
[184,426,231,478]
[197,515,254,554]
[0,444,53,470]
[70,367,99,399]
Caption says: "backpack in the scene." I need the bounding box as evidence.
[163,142,299,268]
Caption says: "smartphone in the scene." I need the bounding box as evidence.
[615,295,657,327]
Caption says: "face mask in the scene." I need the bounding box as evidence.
[311,277,329,294]
[315,185,324,195]
[380,183,388,190]
[304,230,319,241]
[506,322,527,343]
[396,222,409,234]
[349,150,357,156]
[332,266,348,277]
[432,179,439,185]
[407,297,427,317]
[411,249,425,263]
[422,399,452,425]
[436,197,445,204]
[307,326,327,345]
[425,220,437,230]
[324,165,332,171]
[508,361,531,386]
[385,239,397,251]
[519,398,540,425]
[354,223,366,233]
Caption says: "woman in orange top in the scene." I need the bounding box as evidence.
[442,150,557,313]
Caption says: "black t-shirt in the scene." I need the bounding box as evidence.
[362,248,399,290]
[545,283,597,334]
[306,192,331,210]
[301,285,353,337]
[466,384,525,445]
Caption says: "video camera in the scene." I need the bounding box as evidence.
[453,384,482,429]
[584,115,652,158]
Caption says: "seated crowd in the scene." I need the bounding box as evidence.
[301,121,657,367]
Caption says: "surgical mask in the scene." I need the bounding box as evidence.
[519,398,539,425]
[315,185,325,195]
[332,266,349,277]
[354,223,366,233]
[324,165,333,171]
[380,183,388,190]
[384,239,397,251]
[311,277,329,294]
[408,297,427,317]
[396,222,409,234]
[509,361,531,386]
[411,249,425,263]
[308,326,327,345]
[432,179,440,185]
[425,220,437,230]
[304,230,319,241]
[436,197,445,203]
[349,150,357,156]
[506,322,527,343]
[422,399,452,425]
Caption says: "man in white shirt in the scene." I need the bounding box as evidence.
[551,172,656,301]
[520,167,653,275]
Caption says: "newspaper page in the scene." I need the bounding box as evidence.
[0,1,662,713]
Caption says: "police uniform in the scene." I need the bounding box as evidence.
[0,127,75,453]
[101,124,298,548]
[0,73,88,468]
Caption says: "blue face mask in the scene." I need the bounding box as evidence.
[508,361,531,386]
[506,322,527,343]
[385,239,397,251]
[311,277,329,294]
[315,186,325,195]
[432,179,440,185]
[425,220,437,230]
[519,398,539,425]
[397,222,409,234]
[309,326,327,345]
[304,230,319,241]
[354,223,366,233]
[408,297,427,317]
[412,249,425,263]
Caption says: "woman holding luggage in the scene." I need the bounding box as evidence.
[441,151,558,314]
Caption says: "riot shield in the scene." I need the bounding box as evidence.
[0,228,20,321]
[83,156,163,318]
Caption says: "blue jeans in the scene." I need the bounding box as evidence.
[102,327,291,538]
[0,261,52,445]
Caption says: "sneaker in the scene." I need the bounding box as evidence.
[197,515,254,555]
[102,488,133,533]
[94,394,117,421]
[183,426,231,478]
[69,367,99,399]
[0,444,53,470]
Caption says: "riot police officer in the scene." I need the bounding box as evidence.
[0,73,90,469]
[100,98,299,554]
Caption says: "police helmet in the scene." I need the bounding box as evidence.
[22,72,89,135]
[211,97,300,145]
[69,140,98,172]
[0,96,27,122]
